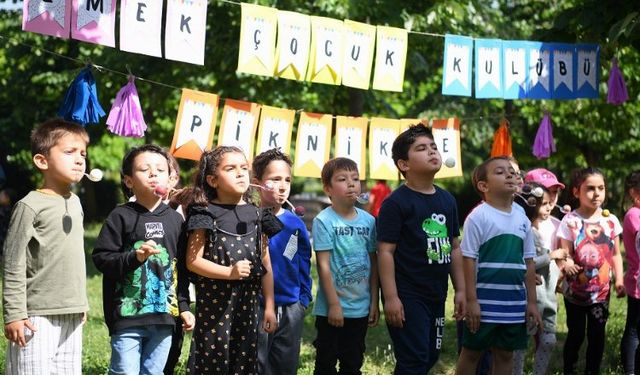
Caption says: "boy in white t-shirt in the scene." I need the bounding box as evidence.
[456,156,541,375]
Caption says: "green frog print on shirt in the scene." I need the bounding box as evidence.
[422,213,452,262]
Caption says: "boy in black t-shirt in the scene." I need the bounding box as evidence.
[377,124,466,374]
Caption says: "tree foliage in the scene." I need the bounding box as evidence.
[0,0,638,219]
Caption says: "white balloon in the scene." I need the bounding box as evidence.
[87,168,103,182]
[444,157,456,168]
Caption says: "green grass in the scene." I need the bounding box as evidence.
[0,223,628,374]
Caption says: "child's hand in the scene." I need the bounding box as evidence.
[82,312,87,325]
[230,259,252,280]
[453,290,466,321]
[262,308,277,333]
[464,300,481,334]
[527,302,542,331]
[563,262,583,277]
[384,296,404,328]
[135,240,160,263]
[535,274,543,285]
[368,303,379,327]
[4,319,37,347]
[180,311,195,331]
[550,248,567,260]
[615,282,626,298]
[328,303,344,327]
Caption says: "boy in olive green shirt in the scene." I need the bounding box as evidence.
[2,119,90,375]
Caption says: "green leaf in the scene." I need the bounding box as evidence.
[608,11,638,42]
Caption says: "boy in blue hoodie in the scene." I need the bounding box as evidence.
[253,149,312,375]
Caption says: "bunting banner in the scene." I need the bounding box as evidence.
[552,43,576,99]
[432,118,462,179]
[475,38,503,98]
[23,0,602,101]
[369,117,400,181]
[576,44,599,99]
[306,16,344,85]
[502,41,527,99]
[442,38,599,100]
[237,3,277,77]
[526,42,552,99]
[442,34,473,97]
[170,89,219,161]
[120,0,163,57]
[23,0,72,38]
[335,116,368,180]
[218,99,261,160]
[372,26,407,92]
[293,112,332,178]
[165,0,208,65]
[255,105,295,155]
[342,20,376,90]
[71,0,116,46]
[274,11,310,81]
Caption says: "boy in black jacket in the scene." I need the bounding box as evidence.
[93,145,193,374]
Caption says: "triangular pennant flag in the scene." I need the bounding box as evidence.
[532,111,556,159]
[106,77,147,137]
[58,66,105,126]
[607,57,629,105]
[490,119,512,157]
[237,3,278,77]
[71,0,117,47]
[442,34,473,97]
[23,0,72,38]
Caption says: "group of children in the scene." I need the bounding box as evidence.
[2,118,640,375]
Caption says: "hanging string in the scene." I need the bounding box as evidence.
[407,30,446,38]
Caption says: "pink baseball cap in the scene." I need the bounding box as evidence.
[524,168,565,189]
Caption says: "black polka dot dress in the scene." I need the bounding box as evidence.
[186,204,274,375]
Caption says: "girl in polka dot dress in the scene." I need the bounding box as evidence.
[183,146,280,374]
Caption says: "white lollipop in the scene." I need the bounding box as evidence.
[356,192,369,205]
[444,157,456,168]
[85,168,103,182]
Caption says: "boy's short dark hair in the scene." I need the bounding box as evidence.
[471,156,512,198]
[392,123,434,177]
[30,118,90,157]
[321,157,358,186]
[252,148,293,180]
[120,144,170,199]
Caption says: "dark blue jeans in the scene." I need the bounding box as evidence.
[387,297,445,375]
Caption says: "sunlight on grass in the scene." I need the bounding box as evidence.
[0,222,629,374]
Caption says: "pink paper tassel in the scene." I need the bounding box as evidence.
[607,58,629,105]
[106,77,147,137]
[532,111,556,159]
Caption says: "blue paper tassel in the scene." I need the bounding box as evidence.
[58,67,106,126]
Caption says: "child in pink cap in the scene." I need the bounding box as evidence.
[525,168,565,251]
[519,168,566,375]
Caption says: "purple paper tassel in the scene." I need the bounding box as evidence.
[607,58,629,105]
[532,111,556,160]
[58,67,106,126]
[106,77,147,137]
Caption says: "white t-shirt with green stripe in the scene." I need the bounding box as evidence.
[461,202,535,324]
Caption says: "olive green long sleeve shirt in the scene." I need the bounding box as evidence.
[2,191,88,324]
